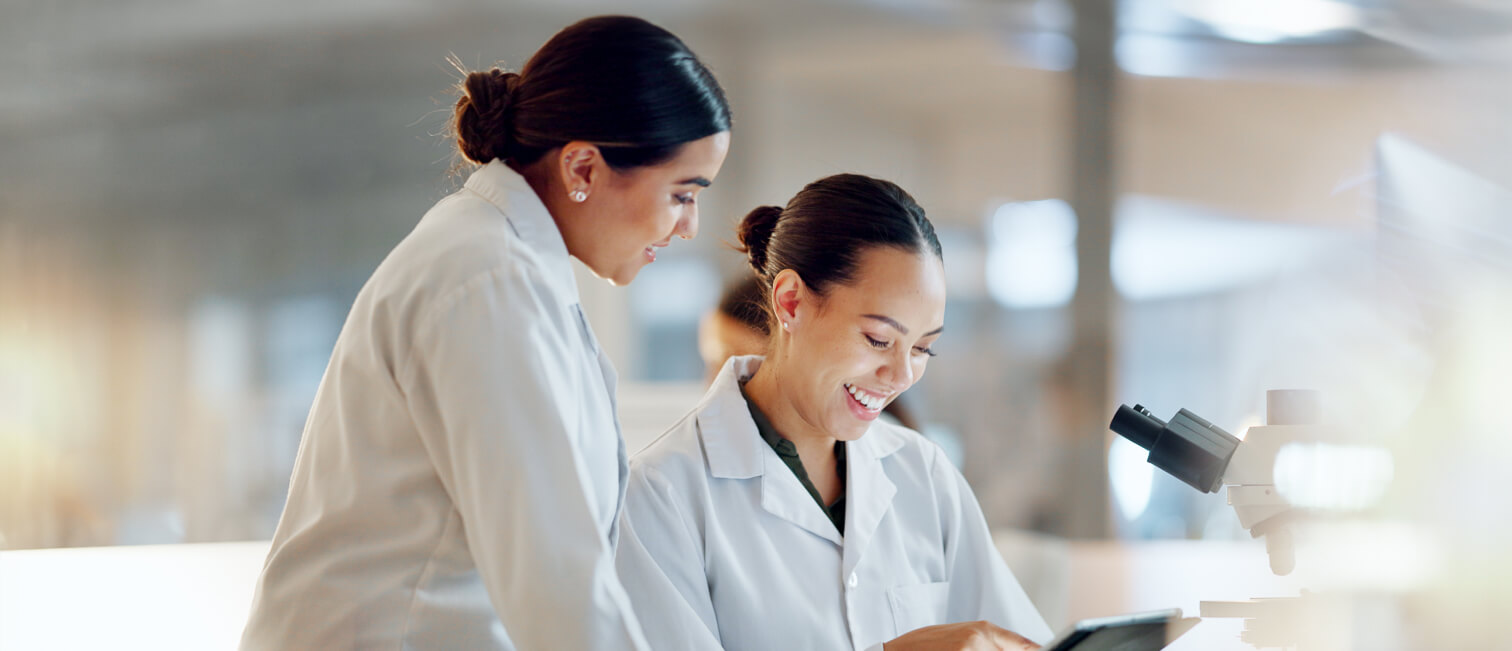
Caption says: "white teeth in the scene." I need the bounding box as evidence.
[845,383,884,412]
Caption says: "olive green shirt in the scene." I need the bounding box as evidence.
[740,383,847,533]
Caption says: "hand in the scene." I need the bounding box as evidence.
[882,621,1041,651]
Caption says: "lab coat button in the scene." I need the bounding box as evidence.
[847,572,858,588]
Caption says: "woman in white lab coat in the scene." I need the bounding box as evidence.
[240,16,730,651]
[617,174,1053,651]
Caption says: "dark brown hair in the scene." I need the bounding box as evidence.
[452,15,731,170]
[717,275,771,336]
[736,173,942,302]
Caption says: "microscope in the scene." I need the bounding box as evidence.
[1109,390,1326,576]
[1109,390,1367,648]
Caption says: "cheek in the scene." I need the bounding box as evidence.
[791,330,873,383]
[641,194,679,232]
[789,336,836,382]
[822,341,880,381]
[614,192,668,241]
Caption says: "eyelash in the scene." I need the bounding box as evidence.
[865,334,937,357]
[675,194,695,205]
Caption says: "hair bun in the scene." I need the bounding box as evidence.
[736,205,782,274]
[454,68,522,164]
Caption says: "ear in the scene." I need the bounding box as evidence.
[558,141,603,199]
[769,269,806,330]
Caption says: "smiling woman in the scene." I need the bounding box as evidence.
[239,15,731,651]
[450,16,731,285]
[616,174,1053,651]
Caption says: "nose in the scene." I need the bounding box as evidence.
[878,346,915,390]
[676,205,700,240]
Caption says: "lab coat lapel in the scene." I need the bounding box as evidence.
[573,303,627,545]
[842,424,900,578]
[700,356,843,547]
[572,304,619,431]
[760,455,844,547]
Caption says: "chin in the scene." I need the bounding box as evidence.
[597,263,643,287]
[836,428,869,442]
[831,415,872,441]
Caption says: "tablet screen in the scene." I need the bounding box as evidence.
[1042,609,1200,651]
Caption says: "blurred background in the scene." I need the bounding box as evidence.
[4,0,1511,648]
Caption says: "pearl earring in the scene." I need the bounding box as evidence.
[570,190,588,202]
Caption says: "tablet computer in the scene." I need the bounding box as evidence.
[1042,608,1200,651]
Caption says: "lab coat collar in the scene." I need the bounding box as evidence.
[698,355,907,550]
[462,160,579,300]
[698,355,767,481]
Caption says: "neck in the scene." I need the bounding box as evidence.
[514,158,574,243]
[745,356,838,474]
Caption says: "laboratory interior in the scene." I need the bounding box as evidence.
[3,0,1510,649]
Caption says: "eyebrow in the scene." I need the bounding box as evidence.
[678,176,712,187]
[863,314,944,337]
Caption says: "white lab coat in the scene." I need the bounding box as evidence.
[617,355,1053,651]
[241,160,649,650]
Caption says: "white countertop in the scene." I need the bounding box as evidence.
[1,536,1306,650]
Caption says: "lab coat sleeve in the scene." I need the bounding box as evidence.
[934,448,1056,645]
[615,464,725,651]
[400,261,649,651]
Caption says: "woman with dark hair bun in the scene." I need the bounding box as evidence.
[698,275,925,430]
[617,174,1052,651]
[241,16,730,650]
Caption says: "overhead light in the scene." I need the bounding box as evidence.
[986,199,1079,309]
[1177,0,1362,44]
[1117,34,1204,78]
[1111,195,1354,301]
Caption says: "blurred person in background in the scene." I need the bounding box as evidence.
[618,174,1051,651]
[240,16,730,650]
[697,275,769,385]
[700,275,923,431]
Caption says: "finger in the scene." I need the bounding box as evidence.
[985,627,1039,650]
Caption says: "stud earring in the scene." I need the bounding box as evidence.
[781,321,790,331]
[570,189,588,203]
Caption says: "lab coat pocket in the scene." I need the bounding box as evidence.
[886,581,951,637]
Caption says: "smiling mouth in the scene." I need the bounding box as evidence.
[644,240,672,262]
[844,383,888,412]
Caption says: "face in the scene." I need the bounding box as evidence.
[775,246,946,440]
[563,131,730,285]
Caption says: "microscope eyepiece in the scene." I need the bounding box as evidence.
[1110,404,1165,450]
[1109,404,1241,494]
